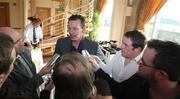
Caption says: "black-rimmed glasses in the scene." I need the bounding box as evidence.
[139,59,155,69]
[14,38,22,44]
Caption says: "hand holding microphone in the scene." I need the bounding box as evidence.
[46,53,60,68]
[38,53,60,76]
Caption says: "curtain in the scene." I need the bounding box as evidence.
[110,0,126,47]
[136,0,167,30]
[96,0,107,13]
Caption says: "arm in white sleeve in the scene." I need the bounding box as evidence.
[99,51,121,76]
[93,55,113,75]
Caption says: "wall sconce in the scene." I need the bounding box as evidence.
[13,3,17,6]
[127,0,133,7]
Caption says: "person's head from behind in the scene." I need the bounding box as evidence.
[121,30,146,59]
[91,79,112,99]
[139,39,180,83]
[67,14,85,42]
[0,33,16,88]
[52,52,93,99]
[0,27,24,54]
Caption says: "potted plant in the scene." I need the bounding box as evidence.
[88,10,100,40]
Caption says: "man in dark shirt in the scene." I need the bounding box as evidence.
[54,14,106,62]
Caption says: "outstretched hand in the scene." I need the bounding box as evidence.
[85,55,100,71]
[38,64,52,76]
[44,79,54,91]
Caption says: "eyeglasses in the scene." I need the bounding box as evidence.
[139,60,155,69]
[14,38,22,44]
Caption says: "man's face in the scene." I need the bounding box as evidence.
[120,36,135,58]
[7,48,16,75]
[67,19,84,42]
[139,48,157,80]
[1,48,16,87]
[33,21,41,28]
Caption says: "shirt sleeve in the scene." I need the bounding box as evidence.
[98,51,120,76]
[38,26,43,39]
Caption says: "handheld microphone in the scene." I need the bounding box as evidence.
[47,53,60,67]
[82,50,90,56]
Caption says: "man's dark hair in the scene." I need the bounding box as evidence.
[68,14,85,28]
[0,33,14,74]
[52,52,93,99]
[93,79,111,96]
[147,39,180,81]
[124,30,146,50]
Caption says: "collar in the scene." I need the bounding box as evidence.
[119,50,142,62]
[134,52,143,62]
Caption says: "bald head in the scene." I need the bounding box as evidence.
[0,27,24,54]
[0,27,19,42]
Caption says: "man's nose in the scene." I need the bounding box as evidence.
[68,29,74,34]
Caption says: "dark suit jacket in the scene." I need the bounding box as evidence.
[95,69,149,99]
[3,48,43,99]
[54,36,106,62]
[0,86,33,99]
[0,87,9,99]
[95,69,180,99]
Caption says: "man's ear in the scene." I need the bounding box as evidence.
[91,85,97,96]
[89,85,97,99]
[155,70,168,81]
[134,47,142,52]
[0,74,5,83]
[82,27,86,34]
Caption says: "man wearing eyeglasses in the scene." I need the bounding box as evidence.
[0,27,52,99]
[95,39,180,99]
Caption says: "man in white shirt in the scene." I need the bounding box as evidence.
[24,17,43,49]
[88,30,146,83]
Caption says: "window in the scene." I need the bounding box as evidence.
[97,0,113,41]
[145,0,180,44]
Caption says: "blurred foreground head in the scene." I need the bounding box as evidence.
[52,52,94,99]
[0,27,24,54]
[0,33,15,88]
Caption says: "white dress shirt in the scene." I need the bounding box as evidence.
[96,50,141,83]
[24,24,43,44]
